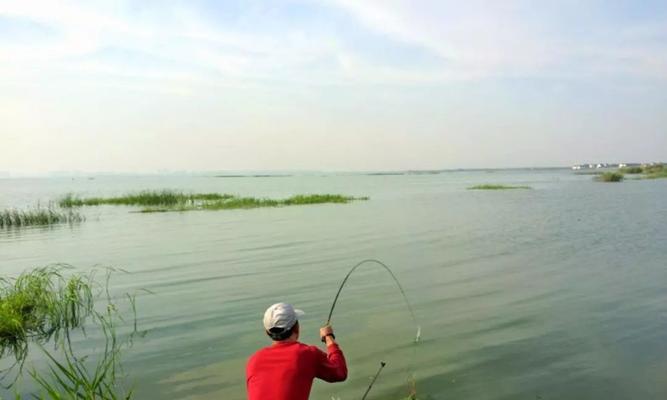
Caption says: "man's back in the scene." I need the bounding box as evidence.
[246,341,347,400]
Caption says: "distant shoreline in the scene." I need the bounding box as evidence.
[0,167,576,179]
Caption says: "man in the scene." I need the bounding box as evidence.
[246,302,347,400]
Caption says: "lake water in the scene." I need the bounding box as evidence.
[1,170,666,399]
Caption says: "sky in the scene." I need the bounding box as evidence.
[1,0,666,174]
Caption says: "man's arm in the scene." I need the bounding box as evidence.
[315,325,348,382]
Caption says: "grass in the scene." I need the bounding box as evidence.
[596,172,624,182]
[615,164,666,180]
[0,208,83,228]
[0,266,94,366]
[620,166,643,174]
[58,191,369,213]
[642,164,667,179]
[0,266,142,399]
[467,184,532,190]
[59,190,235,208]
[645,169,667,179]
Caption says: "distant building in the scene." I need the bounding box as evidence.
[572,162,646,170]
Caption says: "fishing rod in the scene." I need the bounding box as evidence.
[325,259,421,342]
[361,362,386,400]
[324,259,421,399]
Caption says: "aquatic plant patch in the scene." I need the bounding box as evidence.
[59,190,235,208]
[59,191,368,213]
[0,208,83,228]
[57,191,366,213]
[595,172,624,182]
[467,184,532,190]
[0,266,142,399]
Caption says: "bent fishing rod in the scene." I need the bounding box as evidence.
[325,259,421,342]
[323,259,421,399]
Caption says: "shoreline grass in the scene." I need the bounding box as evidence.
[641,164,667,179]
[467,184,532,190]
[0,208,84,228]
[606,164,666,181]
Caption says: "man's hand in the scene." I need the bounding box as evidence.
[320,325,336,345]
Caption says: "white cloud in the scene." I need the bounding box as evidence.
[326,0,667,81]
[0,0,347,90]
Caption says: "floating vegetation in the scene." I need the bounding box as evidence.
[59,191,368,214]
[140,194,369,213]
[0,266,142,399]
[59,190,235,208]
[467,184,532,190]
[0,208,83,228]
[595,172,624,182]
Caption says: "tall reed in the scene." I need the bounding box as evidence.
[59,191,235,208]
[0,266,142,399]
[0,208,83,228]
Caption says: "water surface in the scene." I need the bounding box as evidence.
[1,170,666,399]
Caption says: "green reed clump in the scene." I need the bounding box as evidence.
[202,197,280,210]
[0,208,83,228]
[0,266,141,399]
[595,172,624,182]
[28,294,138,400]
[282,194,357,205]
[468,184,532,190]
[59,190,369,213]
[0,266,94,369]
[59,190,235,208]
[138,194,369,213]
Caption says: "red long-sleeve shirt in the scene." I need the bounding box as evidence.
[246,341,347,400]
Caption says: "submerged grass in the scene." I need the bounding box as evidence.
[467,184,532,190]
[0,208,83,228]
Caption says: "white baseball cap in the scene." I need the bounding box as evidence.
[263,303,305,331]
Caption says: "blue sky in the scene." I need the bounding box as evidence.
[1,0,666,173]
